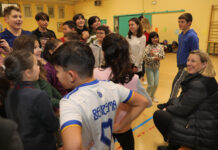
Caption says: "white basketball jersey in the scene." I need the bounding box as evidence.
[60,80,133,150]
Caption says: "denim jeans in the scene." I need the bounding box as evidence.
[145,68,159,97]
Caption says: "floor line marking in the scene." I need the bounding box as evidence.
[132,116,153,132]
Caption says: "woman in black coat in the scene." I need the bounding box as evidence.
[154,50,218,150]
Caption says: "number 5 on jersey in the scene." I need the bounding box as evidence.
[100,118,113,147]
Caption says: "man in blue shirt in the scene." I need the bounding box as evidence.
[0,6,31,50]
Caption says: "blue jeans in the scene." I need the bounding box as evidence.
[145,68,159,97]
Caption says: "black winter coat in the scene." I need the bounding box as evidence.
[0,117,23,150]
[166,73,218,150]
[5,81,59,150]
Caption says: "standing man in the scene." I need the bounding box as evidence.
[0,6,31,49]
[158,13,199,109]
[32,12,56,46]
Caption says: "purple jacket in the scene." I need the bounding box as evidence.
[44,62,68,96]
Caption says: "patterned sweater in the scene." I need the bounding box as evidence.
[144,43,165,69]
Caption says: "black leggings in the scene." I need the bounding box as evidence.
[153,110,173,141]
[113,129,134,150]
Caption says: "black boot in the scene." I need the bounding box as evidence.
[157,103,168,110]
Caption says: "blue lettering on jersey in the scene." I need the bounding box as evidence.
[97,91,103,98]
[92,100,117,120]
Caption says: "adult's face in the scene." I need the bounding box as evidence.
[187,54,206,74]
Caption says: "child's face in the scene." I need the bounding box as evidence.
[128,21,139,34]
[5,10,22,30]
[34,41,42,59]
[62,25,75,35]
[37,19,48,29]
[29,55,40,81]
[55,65,74,89]
[178,19,191,31]
[92,18,101,30]
[40,37,49,49]
[96,30,106,42]
[151,36,159,45]
[76,17,85,28]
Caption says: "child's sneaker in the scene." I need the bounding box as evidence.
[153,97,159,103]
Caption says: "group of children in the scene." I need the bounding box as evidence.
[0,4,202,150]
[0,5,151,150]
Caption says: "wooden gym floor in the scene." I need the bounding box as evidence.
[114,53,218,150]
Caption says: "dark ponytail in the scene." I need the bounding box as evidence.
[4,51,34,82]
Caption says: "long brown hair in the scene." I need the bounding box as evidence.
[102,33,134,84]
[128,17,143,39]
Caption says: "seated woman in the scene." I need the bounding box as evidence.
[154,50,218,150]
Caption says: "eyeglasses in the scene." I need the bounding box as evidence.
[96,32,105,35]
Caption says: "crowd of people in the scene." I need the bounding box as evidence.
[0,5,217,150]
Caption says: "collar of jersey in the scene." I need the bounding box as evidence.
[64,79,99,99]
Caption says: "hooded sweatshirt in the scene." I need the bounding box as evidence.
[177,29,199,67]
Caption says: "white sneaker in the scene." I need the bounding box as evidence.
[152,97,159,103]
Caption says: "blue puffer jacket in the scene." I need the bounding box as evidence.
[177,29,199,67]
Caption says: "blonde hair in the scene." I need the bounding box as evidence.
[190,50,216,77]
[141,17,151,33]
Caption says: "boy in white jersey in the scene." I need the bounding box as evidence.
[52,41,149,150]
